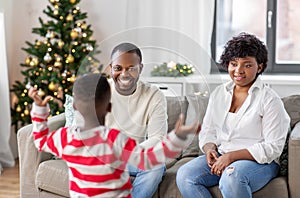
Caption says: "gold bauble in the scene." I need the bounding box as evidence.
[66,13,73,21]
[58,40,64,48]
[36,40,42,46]
[16,105,22,112]
[49,0,55,3]
[38,89,45,97]
[69,74,76,83]
[53,9,59,15]
[25,57,31,65]
[70,30,78,39]
[81,23,87,29]
[66,54,74,63]
[54,61,62,68]
[32,57,39,66]
[24,109,30,116]
[48,82,56,91]
[70,0,76,4]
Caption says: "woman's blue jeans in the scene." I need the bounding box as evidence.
[176,155,279,198]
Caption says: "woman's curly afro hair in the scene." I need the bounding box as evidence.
[219,32,268,75]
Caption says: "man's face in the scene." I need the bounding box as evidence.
[110,52,143,96]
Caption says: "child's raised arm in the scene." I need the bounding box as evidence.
[28,87,52,106]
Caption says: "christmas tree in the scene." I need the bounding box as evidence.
[11,0,101,132]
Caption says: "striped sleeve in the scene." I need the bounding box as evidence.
[110,128,188,170]
[31,103,68,157]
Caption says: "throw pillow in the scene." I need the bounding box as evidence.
[278,126,291,176]
[64,94,75,127]
[181,94,209,158]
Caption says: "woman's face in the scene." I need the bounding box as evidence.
[228,56,262,88]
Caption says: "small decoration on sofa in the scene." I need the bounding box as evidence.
[151,61,195,77]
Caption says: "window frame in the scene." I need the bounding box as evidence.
[211,0,300,74]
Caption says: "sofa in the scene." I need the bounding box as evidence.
[18,94,300,198]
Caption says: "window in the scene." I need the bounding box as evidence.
[211,0,300,73]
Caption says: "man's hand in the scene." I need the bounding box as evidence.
[174,114,201,140]
[28,87,52,107]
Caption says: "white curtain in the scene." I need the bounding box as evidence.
[122,0,215,76]
[0,12,15,170]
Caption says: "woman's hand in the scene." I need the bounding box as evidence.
[174,114,201,140]
[210,153,233,176]
[206,149,219,168]
[28,87,52,107]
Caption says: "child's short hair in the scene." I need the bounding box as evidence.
[73,73,110,105]
[220,32,268,74]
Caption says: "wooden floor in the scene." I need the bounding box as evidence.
[0,160,19,198]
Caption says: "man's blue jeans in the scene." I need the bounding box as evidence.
[176,155,279,198]
[127,164,165,198]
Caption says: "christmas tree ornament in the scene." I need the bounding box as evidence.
[44,53,52,63]
[81,22,87,29]
[72,9,78,14]
[16,105,22,112]
[70,0,76,4]
[30,57,39,67]
[48,82,56,91]
[53,9,59,16]
[82,33,87,38]
[25,82,31,89]
[69,74,76,83]
[86,44,93,51]
[62,70,67,77]
[66,54,74,63]
[57,40,64,48]
[25,57,31,65]
[24,109,30,116]
[48,66,53,71]
[59,16,64,20]
[35,40,42,46]
[38,89,45,97]
[74,27,82,33]
[66,13,73,21]
[70,30,78,39]
[54,60,62,68]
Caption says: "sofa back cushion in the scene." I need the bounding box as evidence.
[181,95,209,158]
[166,96,188,132]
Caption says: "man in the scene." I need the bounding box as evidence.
[106,42,168,198]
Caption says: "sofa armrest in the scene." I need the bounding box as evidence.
[17,113,66,198]
[288,121,300,198]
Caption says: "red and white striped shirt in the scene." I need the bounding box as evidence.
[31,103,187,198]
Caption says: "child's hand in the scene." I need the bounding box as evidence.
[28,87,52,107]
[174,114,201,140]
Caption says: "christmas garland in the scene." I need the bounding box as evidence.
[151,61,195,77]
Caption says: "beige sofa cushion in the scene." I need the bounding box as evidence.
[36,160,69,197]
[282,95,300,128]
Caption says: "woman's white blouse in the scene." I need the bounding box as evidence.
[199,77,290,164]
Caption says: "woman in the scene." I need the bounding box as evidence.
[176,32,290,198]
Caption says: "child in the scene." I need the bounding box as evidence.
[29,73,200,198]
